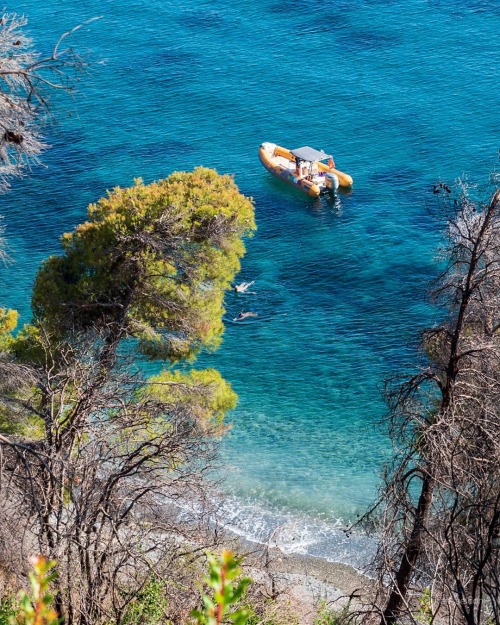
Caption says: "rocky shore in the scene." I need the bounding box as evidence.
[237,538,375,623]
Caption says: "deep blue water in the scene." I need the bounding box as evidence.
[1,0,499,563]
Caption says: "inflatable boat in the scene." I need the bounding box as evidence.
[258,143,353,197]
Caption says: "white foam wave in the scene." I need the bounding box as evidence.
[156,491,376,572]
[213,496,376,572]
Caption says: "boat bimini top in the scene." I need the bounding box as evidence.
[291,146,331,162]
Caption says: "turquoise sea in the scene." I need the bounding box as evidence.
[1,0,499,565]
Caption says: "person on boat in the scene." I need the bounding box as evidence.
[295,158,302,177]
[234,281,255,293]
[328,156,335,169]
[234,311,258,321]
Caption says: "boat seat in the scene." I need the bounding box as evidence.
[275,155,294,169]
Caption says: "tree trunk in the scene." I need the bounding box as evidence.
[381,473,435,625]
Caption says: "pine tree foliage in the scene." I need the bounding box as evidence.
[0,170,254,625]
[32,168,255,360]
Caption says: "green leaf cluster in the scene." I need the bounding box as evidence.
[192,550,251,625]
[31,168,255,362]
[0,598,16,625]
[145,368,238,429]
[0,308,18,351]
[0,309,44,435]
[122,576,170,625]
[313,601,354,625]
[12,556,61,625]
[415,587,432,625]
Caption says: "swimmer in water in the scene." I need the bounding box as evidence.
[234,281,255,293]
[234,311,258,321]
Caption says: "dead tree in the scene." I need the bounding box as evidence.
[0,332,228,625]
[368,184,500,625]
[0,12,98,191]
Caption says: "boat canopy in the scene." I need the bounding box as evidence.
[291,146,330,162]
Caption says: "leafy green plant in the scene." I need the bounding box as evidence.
[314,600,354,625]
[415,587,432,624]
[12,556,60,625]
[0,307,17,352]
[122,575,170,625]
[192,550,252,625]
[0,598,17,625]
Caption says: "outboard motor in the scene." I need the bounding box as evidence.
[325,172,339,191]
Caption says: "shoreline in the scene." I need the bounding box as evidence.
[212,493,377,571]
[231,535,376,622]
[270,551,373,597]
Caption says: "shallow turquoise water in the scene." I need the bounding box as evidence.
[1,0,499,560]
